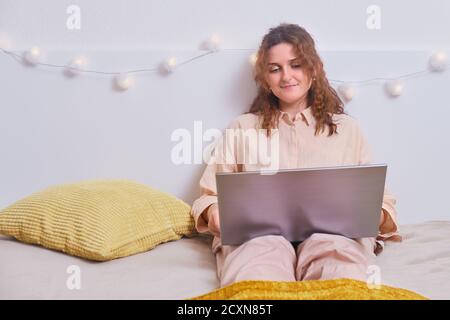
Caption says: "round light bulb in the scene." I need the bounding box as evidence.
[23,46,41,65]
[249,53,258,66]
[0,33,12,50]
[385,80,403,97]
[201,34,221,52]
[337,84,355,102]
[66,56,87,76]
[429,51,448,72]
[114,73,134,90]
[162,57,177,73]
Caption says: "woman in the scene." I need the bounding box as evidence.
[191,23,400,288]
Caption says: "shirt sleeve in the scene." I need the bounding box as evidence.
[355,121,401,241]
[190,119,241,234]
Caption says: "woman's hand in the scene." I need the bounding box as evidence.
[379,209,396,234]
[206,203,221,237]
[379,210,386,227]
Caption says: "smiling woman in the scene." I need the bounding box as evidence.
[249,24,344,137]
[265,44,313,118]
[191,23,400,289]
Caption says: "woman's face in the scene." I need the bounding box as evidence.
[264,42,312,108]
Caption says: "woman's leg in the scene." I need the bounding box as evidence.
[295,233,376,282]
[214,235,296,287]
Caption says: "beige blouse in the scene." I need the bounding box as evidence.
[191,106,400,243]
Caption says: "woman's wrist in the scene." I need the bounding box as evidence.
[202,204,215,223]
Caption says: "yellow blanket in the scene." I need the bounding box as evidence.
[191,278,427,300]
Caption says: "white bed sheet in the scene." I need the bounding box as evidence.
[1,221,449,300]
[374,221,450,300]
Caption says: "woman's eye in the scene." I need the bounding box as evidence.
[269,65,300,73]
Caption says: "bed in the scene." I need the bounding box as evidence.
[1,221,449,300]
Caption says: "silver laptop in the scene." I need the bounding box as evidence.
[216,164,387,245]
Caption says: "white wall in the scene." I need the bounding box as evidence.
[0,0,449,224]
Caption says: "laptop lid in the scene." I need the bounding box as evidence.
[216,164,387,245]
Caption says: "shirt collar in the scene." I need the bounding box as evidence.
[278,106,314,126]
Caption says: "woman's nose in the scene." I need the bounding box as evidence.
[281,68,292,81]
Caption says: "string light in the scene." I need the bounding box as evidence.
[114,73,134,90]
[0,46,219,76]
[337,84,355,102]
[249,53,258,66]
[161,57,177,74]
[65,56,87,76]
[429,51,447,72]
[384,80,403,97]
[0,33,447,95]
[0,32,11,50]
[200,34,221,52]
[330,69,429,99]
[23,46,41,65]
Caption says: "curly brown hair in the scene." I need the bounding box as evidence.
[249,23,344,137]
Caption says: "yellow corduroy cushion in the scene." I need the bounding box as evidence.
[191,279,428,300]
[0,179,195,261]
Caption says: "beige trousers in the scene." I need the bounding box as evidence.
[214,234,377,288]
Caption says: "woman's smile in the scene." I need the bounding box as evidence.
[281,84,298,89]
